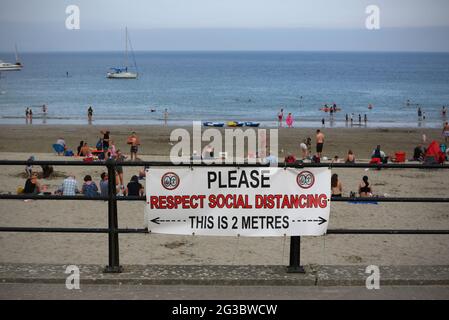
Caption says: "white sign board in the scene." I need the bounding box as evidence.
[145,167,331,237]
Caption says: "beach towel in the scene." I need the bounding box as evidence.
[347,201,379,205]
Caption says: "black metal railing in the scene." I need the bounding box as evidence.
[0,159,448,274]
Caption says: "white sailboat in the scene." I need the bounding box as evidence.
[107,28,138,79]
[0,45,23,71]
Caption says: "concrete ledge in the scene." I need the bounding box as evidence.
[0,263,448,286]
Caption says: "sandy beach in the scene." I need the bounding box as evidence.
[0,124,448,266]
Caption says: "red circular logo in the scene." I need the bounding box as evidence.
[297,171,315,189]
[161,172,180,190]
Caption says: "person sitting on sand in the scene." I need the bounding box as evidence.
[345,150,355,163]
[55,175,79,196]
[56,137,67,154]
[79,142,90,157]
[82,175,99,198]
[125,175,144,197]
[99,172,109,197]
[331,174,343,197]
[413,144,426,162]
[371,145,387,163]
[23,173,40,194]
[358,176,373,197]
[76,141,84,156]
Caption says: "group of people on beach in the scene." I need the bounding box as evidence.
[21,129,147,197]
[277,108,294,128]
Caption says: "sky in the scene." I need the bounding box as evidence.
[1,0,449,52]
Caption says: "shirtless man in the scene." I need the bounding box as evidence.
[443,121,449,143]
[316,129,325,159]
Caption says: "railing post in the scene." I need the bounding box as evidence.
[287,236,305,273]
[104,159,122,273]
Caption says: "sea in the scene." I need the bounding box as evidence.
[0,51,448,128]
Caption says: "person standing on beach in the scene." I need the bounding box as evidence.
[316,129,325,159]
[164,108,168,125]
[321,118,325,126]
[418,107,422,120]
[42,104,47,115]
[127,132,141,161]
[277,108,284,127]
[364,114,367,123]
[299,139,309,160]
[286,113,293,128]
[443,121,449,143]
[87,106,93,122]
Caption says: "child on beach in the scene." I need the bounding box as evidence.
[286,113,293,128]
[23,173,40,194]
[25,155,35,178]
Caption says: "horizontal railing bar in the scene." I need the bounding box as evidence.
[0,227,447,235]
[327,229,449,234]
[0,195,109,201]
[0,227,148,233]
[0,160,449,169]
[2,195,449,203]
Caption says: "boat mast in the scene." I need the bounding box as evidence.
[125,27,128,69]
[14,44,19,63]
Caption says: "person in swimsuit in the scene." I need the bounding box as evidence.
[286,113,293,128]
[331,174,343,197]
[127,132,141,161]
[316,129,325,159]
[358,176,373,197]
[277,108,284,127]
